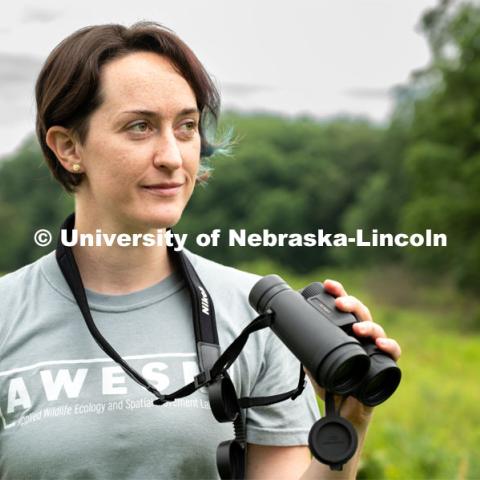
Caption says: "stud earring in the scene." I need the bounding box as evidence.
[72,163,81,173]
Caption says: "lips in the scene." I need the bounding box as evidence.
[141,182,184,197]
[143,181,183,188]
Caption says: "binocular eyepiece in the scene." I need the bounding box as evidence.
[249,275,401,406]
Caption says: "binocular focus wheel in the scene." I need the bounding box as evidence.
[216,440,245,480]
[208,376,240,423]
[308,417,358,469]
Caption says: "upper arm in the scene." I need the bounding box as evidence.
[245,443,311,480]
[244,331,321,447]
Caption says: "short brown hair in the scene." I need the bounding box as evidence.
[35,22,221,193]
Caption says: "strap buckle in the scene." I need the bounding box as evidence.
[194,369,213,389]
[291,379,308,400]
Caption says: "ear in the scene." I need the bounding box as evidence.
[45,126,83,174]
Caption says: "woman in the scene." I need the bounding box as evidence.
[0,22,401,479]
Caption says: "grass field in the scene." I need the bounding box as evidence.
[358,305,480,479]
[239,260,480,480]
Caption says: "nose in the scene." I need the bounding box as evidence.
[152,130,183,171]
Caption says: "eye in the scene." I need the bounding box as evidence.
[178,120,198,138]
[127,121,151,135]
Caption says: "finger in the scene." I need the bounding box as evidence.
[303,366,326,400]
[303,367,346,411]
[375,337,402,362]
[352,320,386,339]
[335,295,373,322]
[323,279,348,297]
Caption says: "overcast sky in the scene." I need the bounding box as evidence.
[0,0,439,158]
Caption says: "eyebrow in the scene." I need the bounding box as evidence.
[119,107,200,118]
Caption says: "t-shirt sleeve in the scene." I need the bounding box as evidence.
[245,330,322,446]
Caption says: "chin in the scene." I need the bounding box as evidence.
[138,210,183,230]
[120,198,188,230]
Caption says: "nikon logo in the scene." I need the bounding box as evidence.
[309,297,331,316]
[198,286,210,315]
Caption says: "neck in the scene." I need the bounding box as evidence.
[70,210,174,295]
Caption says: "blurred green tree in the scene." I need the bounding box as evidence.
[399,1,480,292]
[0,137,73,271]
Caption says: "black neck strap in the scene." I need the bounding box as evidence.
[55,213,306,408]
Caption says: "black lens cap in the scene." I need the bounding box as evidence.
[308,416,358,468]
[216,439,245,480]
[209,376,240,423]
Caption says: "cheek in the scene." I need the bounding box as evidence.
[183,138,201,178]
[85,141,144,195]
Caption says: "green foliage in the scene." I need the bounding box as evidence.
[0,137,73,271]
[335,1,480,294]
[398,2,480,292]
[178,113,386,272]
[360,306,480,480]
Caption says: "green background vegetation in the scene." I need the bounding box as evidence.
[1,2,479,478]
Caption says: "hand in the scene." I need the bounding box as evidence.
[304,279,402,429]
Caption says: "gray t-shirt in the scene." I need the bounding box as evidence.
[0,249,320,480]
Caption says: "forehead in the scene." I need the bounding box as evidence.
[98,51,197,116]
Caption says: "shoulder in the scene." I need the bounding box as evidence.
[183,249,263,328]
[0,253,47,293]
[0,252,53,317]
[184,249,261,299]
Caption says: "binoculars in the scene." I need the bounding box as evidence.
[249,274,401,407]
[249,274,401,469]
